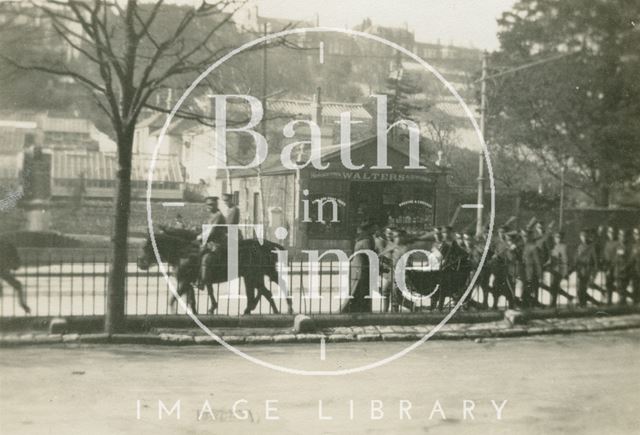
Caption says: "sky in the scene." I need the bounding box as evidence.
[168,0,519,51]
[250,0,518,50]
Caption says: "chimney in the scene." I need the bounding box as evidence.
[311,87,322,126]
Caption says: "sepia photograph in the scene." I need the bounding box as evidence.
[0,0,638,433]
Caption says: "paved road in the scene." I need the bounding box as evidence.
[1,331,638,434]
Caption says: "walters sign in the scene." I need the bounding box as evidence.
[309,171,434,183]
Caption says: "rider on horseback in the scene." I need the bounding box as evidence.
[196,196,227,290]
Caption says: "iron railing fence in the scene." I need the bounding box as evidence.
[0,248,632,317]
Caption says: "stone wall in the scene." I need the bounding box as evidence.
[0,200,209,237]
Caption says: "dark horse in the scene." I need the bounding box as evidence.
[403,266,482,311]
[0,240,31,314]
[137,228,293,315]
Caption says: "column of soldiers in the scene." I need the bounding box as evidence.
[369,219,640,310]
[464,221,640,308]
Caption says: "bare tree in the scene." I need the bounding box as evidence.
[1,0,277,332]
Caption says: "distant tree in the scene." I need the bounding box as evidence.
[384,65,423,125]
[487,0,640,206]
[0,0,275,332]
[424,118,457,167]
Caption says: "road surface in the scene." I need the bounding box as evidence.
[1,331,638,434]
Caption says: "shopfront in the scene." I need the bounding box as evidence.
[230,136,450,254]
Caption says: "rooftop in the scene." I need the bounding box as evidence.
[50,150,183,183]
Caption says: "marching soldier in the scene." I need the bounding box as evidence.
[546,231,569,307]
[173,213,186,229]
[344,222,375,313]
[613,229,633,305]
[632,228,640,304]
[594,225,607,268]
[603,226,618,304]
[534,220,554,264]
[377,226,397,312]
[438,226,469,307]
[468,228,487,306]
[522,230,543,308]
[440,226,468,271]
[488,232,517,309]
[574,229,598,307]
[461,231,474,254]
[390,229,412,312]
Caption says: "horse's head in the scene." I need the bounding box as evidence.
[137,230,195,270]
[137,236,158,271]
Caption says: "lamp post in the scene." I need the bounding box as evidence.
[559,160,565,229]
[559,156,572,229]
[475,52,488,237]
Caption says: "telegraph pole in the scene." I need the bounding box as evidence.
[475,52,488,237]
[258,22,268,230]
[472,49,579,237]
[559,157,566,229]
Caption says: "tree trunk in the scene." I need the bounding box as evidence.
[595,183,610,208]
[105,133,134,334]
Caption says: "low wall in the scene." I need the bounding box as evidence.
[2,305,638,333]
[0,200,207,237]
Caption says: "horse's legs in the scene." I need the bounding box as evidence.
[481,284,489,308]
[242,276,257,314]
[184,284,197,314]
[268,271,293,314]
[437,288,446,311]
[169,295,178,314]
[205,284,217,314]
[257,284,280,314]
[243,287,256,315]
[0,272,30,314]
[492,283,502,309]
[169,286,179,314]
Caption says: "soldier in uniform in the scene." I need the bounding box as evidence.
[632,227,640,304]
[377,226,396,312]
[603,226,618,304]
[197,196,227,291]
[546,231,569,307]
[496,225,508,245]
[521,230,542,308]
[574,229,598,307]
[390,229,412,312]
[470,230,493,308]
[534,221,554,263]
[613,229,633,305]
[438,226,469,308]
[173,213,186,229]
[488,232,517,309]
[590,225,607,295]
[461,232,474,254]
[343,222,375,313]
[222,193,242,240]
[594,225,607,268]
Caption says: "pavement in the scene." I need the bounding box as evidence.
[2,313,640,347]
[1,330,639,434]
